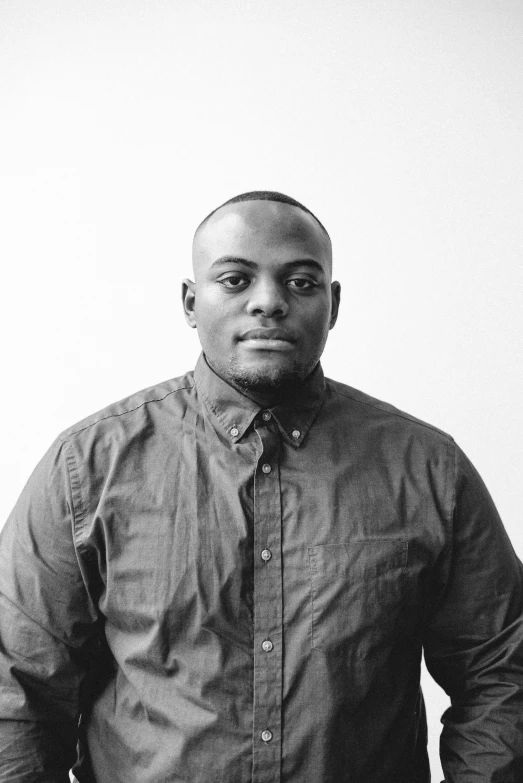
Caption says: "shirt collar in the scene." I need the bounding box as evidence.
[194,353,326,447]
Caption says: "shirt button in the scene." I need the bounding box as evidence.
[262,463,272,474]
[292,429,300,439]
[261,549,272,562]
[262,411,271,421]
[261,729,273,743]
[262,639,274,652]
[230,427,239,437]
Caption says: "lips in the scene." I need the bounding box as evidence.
[239,328,296,342]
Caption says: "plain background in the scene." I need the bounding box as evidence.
[1,1,522,778]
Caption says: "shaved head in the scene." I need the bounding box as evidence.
[193,193,333,280]
[194,190,330,241]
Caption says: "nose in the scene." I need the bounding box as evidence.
[246,278,289,318]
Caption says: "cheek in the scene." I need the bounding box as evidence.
[196,287,235,319]
[301,308,331,341]
[194,303,233,352]
[195,294,219,328]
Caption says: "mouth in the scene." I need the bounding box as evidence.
[238,328,296,351]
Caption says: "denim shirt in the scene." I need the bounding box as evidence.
[1,353,522,782]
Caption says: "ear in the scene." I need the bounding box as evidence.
[329,281,341,330]
[182,279,197,328]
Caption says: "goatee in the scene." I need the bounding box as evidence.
[226,357,316,400]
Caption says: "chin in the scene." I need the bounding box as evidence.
[226,356,313,393]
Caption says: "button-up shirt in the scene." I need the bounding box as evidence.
[1,354,522,782]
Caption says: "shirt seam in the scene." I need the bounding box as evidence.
[448,438,457,527]
[438,436,456,593]
[447,436,458,561]
[423,435,457,622]
[56,383,195,440]
[326,382,452,439]
[62,440,89,558]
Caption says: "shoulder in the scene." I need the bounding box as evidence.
[57,371,196,445]
[324,376,454,449]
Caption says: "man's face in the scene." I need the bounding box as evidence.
[183,200,340,397]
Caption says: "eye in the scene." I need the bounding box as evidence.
[287,277,315,290]
[218,274,249,289]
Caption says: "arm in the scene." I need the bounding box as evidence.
[0,439,101,782]
[424,442,523,782]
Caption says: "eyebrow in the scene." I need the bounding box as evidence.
[210,256,326,274]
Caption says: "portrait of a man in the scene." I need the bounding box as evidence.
[1,3,522,782]
[0,191,522,781]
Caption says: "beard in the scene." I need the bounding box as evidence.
[224,354,318,399]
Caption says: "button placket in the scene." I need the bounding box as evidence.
[252,420,283,781]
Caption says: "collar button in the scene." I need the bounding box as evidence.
[230,427,239,437]
[292,429,301,439]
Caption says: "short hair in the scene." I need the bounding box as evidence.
[195,190,330,239]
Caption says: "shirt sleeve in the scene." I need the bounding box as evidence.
[0,438,101,783]
[423,441,523,782]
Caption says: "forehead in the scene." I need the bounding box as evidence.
[193,201,332,275]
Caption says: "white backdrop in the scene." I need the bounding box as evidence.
[1,2,522,779]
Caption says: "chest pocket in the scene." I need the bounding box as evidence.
[308,539,409,657]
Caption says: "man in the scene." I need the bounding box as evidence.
[0,191,522,782]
